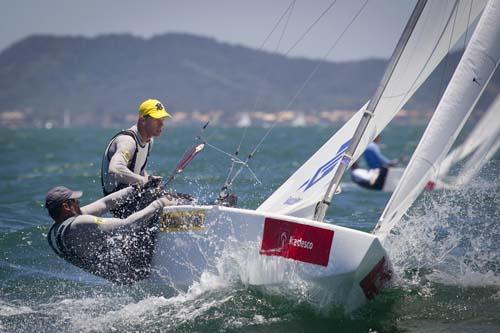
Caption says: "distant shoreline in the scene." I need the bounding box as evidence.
[0,108,437,129]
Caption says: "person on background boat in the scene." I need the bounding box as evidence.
[45,185,177,284]
[363,135,398,169]
[350,161,388,191]
[101,98,172,217]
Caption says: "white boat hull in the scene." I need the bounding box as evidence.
[149,205,392,310]
[382,167,405,192]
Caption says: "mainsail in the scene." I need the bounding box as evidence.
[437,92,500,181]
[375,0,500,239]
[258,0,486,219]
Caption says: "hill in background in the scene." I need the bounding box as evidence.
[0,32,497,127]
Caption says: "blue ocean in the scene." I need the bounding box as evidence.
[0,125,498,332]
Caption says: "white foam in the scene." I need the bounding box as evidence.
[0,300,35,316]
[384,172,499,288]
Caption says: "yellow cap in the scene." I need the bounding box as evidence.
[138,99,172,119]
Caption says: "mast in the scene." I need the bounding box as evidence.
[313,0,428,221]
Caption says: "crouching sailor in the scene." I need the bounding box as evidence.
[45,186,177,284]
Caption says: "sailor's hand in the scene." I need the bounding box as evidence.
[148,175,163,185]
[132,176,149,188]
[158,193,178,206]
[143,175,163,190]
[389,159,399,167]
[175,192,194,202]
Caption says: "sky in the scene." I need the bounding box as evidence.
[1,0,417,62]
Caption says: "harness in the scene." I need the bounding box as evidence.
[101,129,152,195]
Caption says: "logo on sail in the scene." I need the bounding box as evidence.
[297,139,352,192]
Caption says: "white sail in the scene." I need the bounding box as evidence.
[454,96,500,186]
[258,0,486,219]
[375,0,500,239]
[455,130,500,186]
[437,92,500,179]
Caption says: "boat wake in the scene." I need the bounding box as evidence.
[383,166,499,289]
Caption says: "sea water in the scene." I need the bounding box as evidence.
[0,125,498,332]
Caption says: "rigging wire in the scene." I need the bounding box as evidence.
[164,121,209,188]
[259,0,297,50]
[277,0,297,52]
[222,127,248,186]
[203,140,261,184]
[285,0,369,109]
[217,0,298,194]
[220,0,370,194]
[285,0,338,55]
[252,0,297,111]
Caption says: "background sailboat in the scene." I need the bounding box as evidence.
[236,112,252,127]
[375,0,500,239]
[436,92,500,187]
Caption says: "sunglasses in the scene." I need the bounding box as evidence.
[64,198,80,205]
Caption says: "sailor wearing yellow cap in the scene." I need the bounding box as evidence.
[101,99,171,217]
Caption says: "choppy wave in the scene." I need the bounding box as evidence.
[384,166,500,289]
[1,127,498,332]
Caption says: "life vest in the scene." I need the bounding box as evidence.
[101,129,152,195]
[48,217,73,257]
[47,215,158,284]
[46,216,88,270]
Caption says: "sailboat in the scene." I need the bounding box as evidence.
[366,90,499,193]
[291,112,307,127]
[236,112,252,127]
[351,163,406,193]
[435,93,500,188]
[148,0,495,310]
[375,0,499,238]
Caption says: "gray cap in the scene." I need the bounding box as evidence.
[45,186,83,209]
